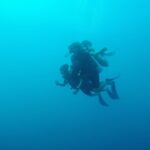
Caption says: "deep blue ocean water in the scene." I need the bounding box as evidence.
[0,0,150,150]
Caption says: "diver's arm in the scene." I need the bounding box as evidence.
[93,48,114,67]
[104,51,116,56]
[95,48,115,57]
[99,57,109,67]
[95,47,108,56]
[93,55,109,67]
[55,80,68,87]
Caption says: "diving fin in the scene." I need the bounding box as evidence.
[106,81,120,100]
[98,93,109,107]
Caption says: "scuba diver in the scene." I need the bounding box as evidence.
[68,42,119,105]
[56,41,119,106]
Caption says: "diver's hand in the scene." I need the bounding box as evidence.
[100,47,108,54]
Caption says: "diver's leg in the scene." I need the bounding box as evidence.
[106,88,117,99]
[106,81,120,99]
[111,81,120,99]
[98,93,109,106]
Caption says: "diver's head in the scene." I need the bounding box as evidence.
[60,64,69,75]
[81,40,92,48]
[68,42,83,54]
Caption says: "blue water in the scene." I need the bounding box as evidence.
[0,0,150,150]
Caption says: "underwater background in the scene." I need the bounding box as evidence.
[0,0,150,150]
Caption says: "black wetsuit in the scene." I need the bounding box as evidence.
[62,72,80,89]
[80,79,94,96]
[71,51,100,90]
